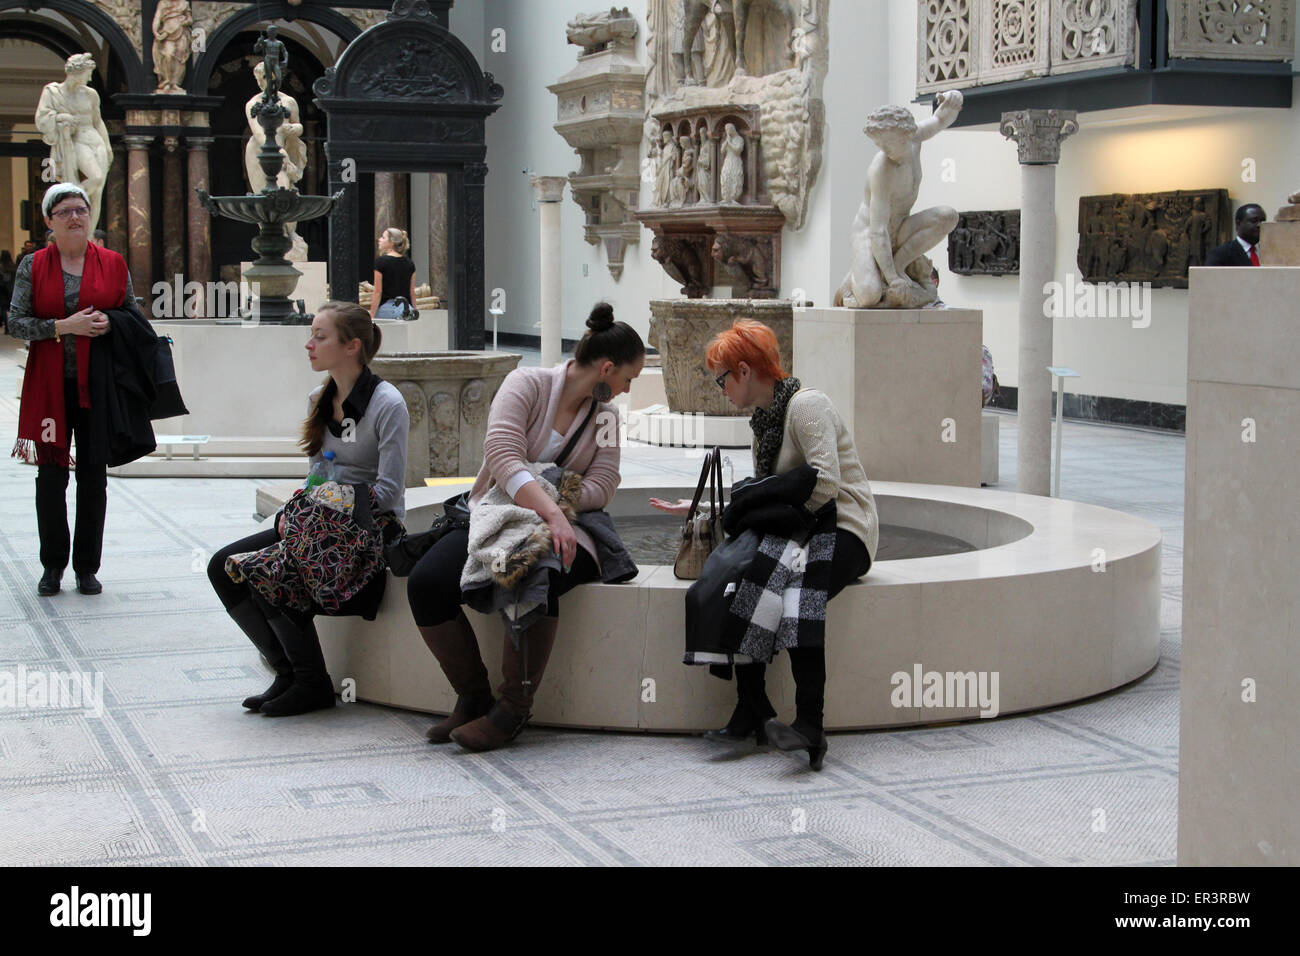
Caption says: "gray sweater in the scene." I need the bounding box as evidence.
[306,375,410,519]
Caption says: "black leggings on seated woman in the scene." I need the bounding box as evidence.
[407,526,600,627]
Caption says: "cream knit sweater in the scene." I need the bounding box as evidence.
[758,388,879,561]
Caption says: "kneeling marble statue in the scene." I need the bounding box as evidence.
[834,90,963,310]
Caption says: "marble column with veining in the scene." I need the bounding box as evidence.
[1000,109,1078,497]
[187,136,214,298]
[531,175,567,369]
[0,122,13,255]
[394,173,409,234]
[124,134,154,302]
[374,171,397,238]
[106,134,128,256]
[162,136,185,288]
[428,172,448,299]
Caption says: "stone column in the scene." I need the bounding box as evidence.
[395,173,410,234]
[187,135,214,294]
[531,175,567,369]
[161,136,185,287]
[124,134,155,302]
[374,171,397,234]
[1000,109,1077,497]
[0,122,13,254]
[106,137,128,255]
[428,172,449,299]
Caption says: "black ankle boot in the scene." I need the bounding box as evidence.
[259,613,335,717]
[226,599,294,712]
[764,718,829,771]
[703,662,776,745]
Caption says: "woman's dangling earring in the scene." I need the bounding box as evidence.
[592,381,613,403]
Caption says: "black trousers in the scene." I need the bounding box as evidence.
[407,526,600,627]
[35,377,107,574]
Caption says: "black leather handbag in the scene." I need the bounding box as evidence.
[383,492,471,577]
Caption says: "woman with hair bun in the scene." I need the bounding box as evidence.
[207,301,409,717]
[370,227,416,319]
[407,301,645,752]
[652,318,879,770]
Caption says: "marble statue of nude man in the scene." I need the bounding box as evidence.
[34,54,112,230]
[834,90,964,309]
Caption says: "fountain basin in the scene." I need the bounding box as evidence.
[306,477,1161,731]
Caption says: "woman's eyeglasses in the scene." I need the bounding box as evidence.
[51,206,90,220]
[714,369,731,390]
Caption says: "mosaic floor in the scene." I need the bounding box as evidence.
[0,338,1185,866]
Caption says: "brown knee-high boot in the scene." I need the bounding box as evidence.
[450,616,559,752]
[419,611,493,743]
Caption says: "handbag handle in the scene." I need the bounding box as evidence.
[685,447,717,521]
[709,444,723,518]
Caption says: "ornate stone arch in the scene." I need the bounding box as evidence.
[0,0,147,92]
[188,1,362,96]
[314,0,502,349]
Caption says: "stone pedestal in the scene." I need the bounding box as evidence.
[1260,219,1300,266]
[794,308,983,487]
[371,351,522,484]
[1001,109,1077,497]
[531,175,566,369]
[1179,265,1300,865]
[649,298,792,415]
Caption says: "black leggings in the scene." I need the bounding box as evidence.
[407,526,600,627]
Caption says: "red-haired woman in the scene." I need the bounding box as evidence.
[651,319,879,769]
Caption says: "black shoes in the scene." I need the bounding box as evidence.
[764,719,829,771]
[37,568,61,596]
[703,701,770,746]
[75,573,102,595]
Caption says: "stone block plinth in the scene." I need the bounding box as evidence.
[1180,265,1300,865]
[793,307,983,487]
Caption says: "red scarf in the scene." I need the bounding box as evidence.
[13,242,127,466]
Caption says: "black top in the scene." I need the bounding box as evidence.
[372,254,415,303]
[1206,239,1252,267]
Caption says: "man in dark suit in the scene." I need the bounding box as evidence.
[1207,203,1266,266]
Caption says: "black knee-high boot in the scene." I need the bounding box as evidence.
[705,662,776,744]
[259,610,336,717]
[787,647,827,739]
[765,647,829,770]
[227,597,294,711]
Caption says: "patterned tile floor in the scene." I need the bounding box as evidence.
[0,338,1185,866]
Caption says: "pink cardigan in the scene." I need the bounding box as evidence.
[469,361,622,558]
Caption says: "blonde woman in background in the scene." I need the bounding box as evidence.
[370,226,416,319]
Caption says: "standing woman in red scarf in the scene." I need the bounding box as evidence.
[6,183,131,597]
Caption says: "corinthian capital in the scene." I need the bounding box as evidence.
[1000,109,1079,165]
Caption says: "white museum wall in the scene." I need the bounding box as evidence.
[478,0,669,346]
[886,0,1300,406]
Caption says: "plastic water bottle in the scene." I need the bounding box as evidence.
[305,449,336,489]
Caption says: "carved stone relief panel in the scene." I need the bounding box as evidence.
[644,0,829,231]
[94,0,147,60]
[190,2,248,54]
[1076,189,1232,288]
[1050,0,1137,74]
[982,0,1050,84]
[917,0,979,94]
[949,210,1020,275]
[1167,0,1296,61]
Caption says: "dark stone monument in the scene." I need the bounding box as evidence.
[314,0,502,348]
[1077,189,1231,288]
[949,210,1020,275]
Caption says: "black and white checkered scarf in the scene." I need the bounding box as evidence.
[729,500,838,662]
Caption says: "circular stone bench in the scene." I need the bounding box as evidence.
[299,477,1160,731]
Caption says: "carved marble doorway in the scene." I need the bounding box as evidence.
[314,2,501,349]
